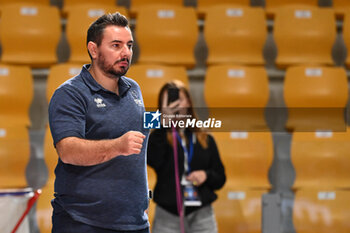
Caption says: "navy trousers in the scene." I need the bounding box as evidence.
[52,202,150,233]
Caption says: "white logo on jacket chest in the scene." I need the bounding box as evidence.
[94,98,106,108]
[131,90,143,107]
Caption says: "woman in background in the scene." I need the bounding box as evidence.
[147,80,226,233]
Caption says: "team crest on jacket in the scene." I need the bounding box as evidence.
[94,98,106,108]
[131,90,143,107]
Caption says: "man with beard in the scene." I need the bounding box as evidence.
[48,13,150,233]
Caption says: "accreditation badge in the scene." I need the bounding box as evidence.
[181,178,202,206]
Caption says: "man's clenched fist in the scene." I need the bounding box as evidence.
[117,131,146,155]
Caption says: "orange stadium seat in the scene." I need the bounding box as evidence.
[0,0,49,6]
[40,63,84,232]
[293,189,350,233]
[0,64,33,127]
[204,65,269,108]
[38,64,79,233]
[127,64,188,108]
[342,10,350,68]
[46,63,83,101]
[273,6,336,68]
[333,0,350,19]
[129,0,183,17]
[0,125,30,188]
[197,0,250,18]
[0,4,61,68]
[213,188,267,233]
[65,4,128,64]
[204,65,269,131]
[36,182,54,233]
[212,131,273,189]
[283,65,348,132]
[291,129,350,190]
[62,0,118,16]
[36,127,58,233]
[204,6,267,66]
[135,6,198,68]
[265,0,318,18]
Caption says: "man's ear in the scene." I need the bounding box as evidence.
[87,41,98,59]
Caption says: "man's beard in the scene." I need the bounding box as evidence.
[97,54,130,79]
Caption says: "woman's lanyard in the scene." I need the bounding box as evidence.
[175,131,195,174]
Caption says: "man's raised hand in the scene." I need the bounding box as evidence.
[117,131,146,155]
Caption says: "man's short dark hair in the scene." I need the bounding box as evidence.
[86,12,129,59]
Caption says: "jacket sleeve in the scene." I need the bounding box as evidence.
[147,129,169,171]
[204,134,226,190]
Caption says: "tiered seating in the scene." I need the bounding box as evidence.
[212,131,273,189]
[46,63,83,100]
[342,10,350,68]
[65,4,128,64]
[127,64,188,108]
[61,0,118,16]
[292,129,350,190]
[129,0,183,17]
[205,65,272,232]
[0,64,33,127]
[204,66,270,105]
[0,0,49,6]
[204,6,267,66]
[212,138,272,233]
[2,1,350,232]
[214,189,266,233]
[0,63,34,232]
[333,0,350,19]
[36,63,83,233]
[0,4,61,68]
[0,63,32,205]
[283,65,348,132]
[135,6,198,68]
[273,6,336,68]
[196,0,250,18]
[265,0,318,18]
[36,127,57,233]
[293,189,350,233]
[285,64,350,232]
[210,131,272,232]
[204,65,269,131]
[292,130,350,233]
[0,125,31,188]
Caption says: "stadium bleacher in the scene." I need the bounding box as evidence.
[204,5,267,66]
[1,0,350,232]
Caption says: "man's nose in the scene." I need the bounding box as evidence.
[121,45,132,57]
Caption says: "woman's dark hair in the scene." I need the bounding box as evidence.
[157,80,209,148]
[157,80,195,119]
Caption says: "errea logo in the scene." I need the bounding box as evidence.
[94,98,106,108]
[131,90,143,107]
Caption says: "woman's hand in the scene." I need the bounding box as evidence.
[186,170,207,186]
[161,91,181,124]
